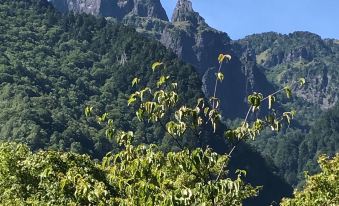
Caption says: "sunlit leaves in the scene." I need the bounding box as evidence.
[171,83,178,89]
[140,87,151,101]
[284,86,292,99]
[0,141,255,206]
[117,131,134,146]
[268,95,275,109]
[271,119,282,132]
[157,75,170,87]
[216,72,224,82]
[97,112,108,123]
[128,93,138,106]
[298,77,306,87]
[281,154,339,206]
[218,54,232,64]
[209,97,220,109]
[166,121,187,137]
[151,62,163,71]
[84,106,93,117]
[208,109,221,133]
[131,77,140,87]
[283,110,296,125]
[247,92,263,111]
[105,128,115,139]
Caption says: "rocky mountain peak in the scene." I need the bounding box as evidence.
[130,0,168,20]
[51,0,168,21]
[171,0,205,25]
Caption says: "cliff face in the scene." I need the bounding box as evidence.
[51,0,168,20]
[235,32,339,109]
[160,0,264,117]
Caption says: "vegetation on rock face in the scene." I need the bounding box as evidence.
[235,32,339,186]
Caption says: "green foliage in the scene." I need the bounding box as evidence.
[0,142,112,205]
[281,154,339,206]
[251,103,339,187]
[0,141,259,205]
[0,1,330,205]
[236,32,339,187]
[0,0,203,156]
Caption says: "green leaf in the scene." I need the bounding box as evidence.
[298,77,306,87]
[136,108,144,121]
[108,119,114,127]
[218,54,232,63]
[105,128,115,139]
[132,77,140,87]
[98,113,108,123]
[284,86,292,99]
[268,95,275,110]
[247,93,263,111]
[84,106,93,117]
[151,62,163,71]
[216,72,224,81]
[128,94,137,106]
[156,75,169,87]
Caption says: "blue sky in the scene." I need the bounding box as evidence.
[160,0,339,40]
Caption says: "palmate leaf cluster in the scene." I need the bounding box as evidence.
[0,142,258,205]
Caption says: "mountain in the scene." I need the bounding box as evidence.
[233,32,339,186]
[52,0,338,194]
[0,0,204,157]
[51,0,269,118]
[50,0,339,118]
[51,0,168,20]
[235,32,339,110]
[0,0,295,205]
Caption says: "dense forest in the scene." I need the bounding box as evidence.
[0,0,205,157]
[0,0,338,205]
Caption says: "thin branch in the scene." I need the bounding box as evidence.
[215,140,240,182]
[243,106,253,125]
[261,81,298,102]
[158,120,184,150]
[212,62,224,109]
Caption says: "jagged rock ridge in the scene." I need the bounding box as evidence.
[51,0,168,20]
[235,31,339,109]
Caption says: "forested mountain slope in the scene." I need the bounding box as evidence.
[234,32,339,186]
[0,0,293,205]
[235,32,338,110]
[0,0,204,157]
[251,103,339,187]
